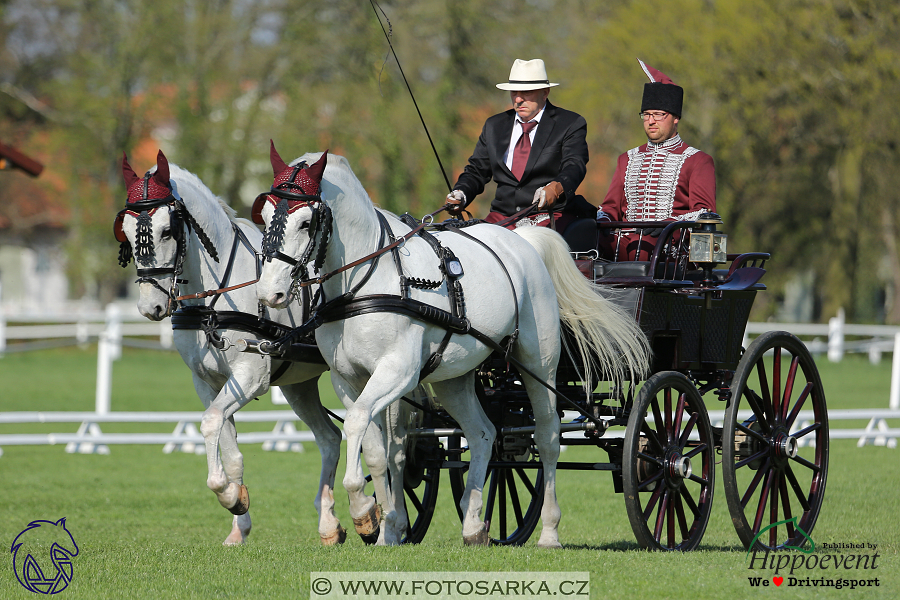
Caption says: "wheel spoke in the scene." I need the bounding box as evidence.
[687,473,710,486]
[754,356,775,424]
[734,447,768,471]
[636,452,664,467]
[514,468,537,496]
[667,489,676,548]
[650,397,667,449]
[740,458,771,508]
[641,421,666,455]
[791,422,821,440]
[769,470,781,546]
[785,382,813,428]
[664,388,674,443]
[784,464,812,512]
[653,489,670,542]
[781,356,800,422]
[772,346,782,425]
[673,392,686,437]
[674,489,690,541]
[684,442,708,460]
[752,468,775,534]
[506,470,525,528]
[499,469,508,540]
[638,470,665,492]
[743,389,773,435]
[678,412,699,448]
[679,484,701,519]
[736,421,770,444]
[484,469,499,530]
[405,483,424,512]
[779,475,794,534]
[642,484,664,521]
[789,453,821,473]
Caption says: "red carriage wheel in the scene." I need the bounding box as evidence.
[722,331,828,551]
[623,371,716,551]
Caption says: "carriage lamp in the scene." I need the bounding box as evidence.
[689,213,727,265]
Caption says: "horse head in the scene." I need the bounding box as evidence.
[115,150,188,320]
[255,140,328,309]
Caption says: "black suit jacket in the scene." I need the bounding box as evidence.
[453,101,589,216]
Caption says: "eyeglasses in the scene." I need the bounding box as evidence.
[640,111,670,121]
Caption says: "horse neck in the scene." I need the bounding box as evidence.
[320,179,387,297]
[173,178,256,312]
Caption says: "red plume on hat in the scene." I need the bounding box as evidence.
[637,58,684,117]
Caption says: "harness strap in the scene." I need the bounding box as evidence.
[441,225,520,356]
[176,225,260,302]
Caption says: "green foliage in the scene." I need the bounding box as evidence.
[3,0,900,321]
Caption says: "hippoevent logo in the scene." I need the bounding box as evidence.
[10,518,79,594]
[746,518,880,590]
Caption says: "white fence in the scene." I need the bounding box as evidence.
[0,304,897,456]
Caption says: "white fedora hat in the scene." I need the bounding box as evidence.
[496,59,560,91]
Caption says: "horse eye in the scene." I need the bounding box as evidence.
[299,221,310,230]
[161,227,172,239]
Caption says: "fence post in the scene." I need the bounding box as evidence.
[891,333,900,411]
[95,304,122,415]
[0,281,5,356]
[827,308,845,363]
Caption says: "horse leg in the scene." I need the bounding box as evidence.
[199,357,268,516]
[431,373,496,545]
[380,398,409,546]
[192,374,252,545]
[334,365,418,546]
[280,379,347,545]
[513,335,563,549]
[330,372,392,544]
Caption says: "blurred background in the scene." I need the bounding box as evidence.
[1,0,898,323]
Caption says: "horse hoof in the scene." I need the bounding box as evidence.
[220,484,250,515]
[353,503,382,543]
[321,526,348,546]
[463,528,491,546]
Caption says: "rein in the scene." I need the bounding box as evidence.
[292,206,447,290]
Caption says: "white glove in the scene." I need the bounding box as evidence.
[446,190,466,214]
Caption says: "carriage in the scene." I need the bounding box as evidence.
[385,214,829,551]
[116,149,827,551]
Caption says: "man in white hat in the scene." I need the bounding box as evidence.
[597,59,716,260]
[445,58,591,231]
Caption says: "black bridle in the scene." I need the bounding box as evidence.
[254,162,333,286]
[115,174,220,315]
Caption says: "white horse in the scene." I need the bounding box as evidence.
[114,150,394,546]
[255,146,650,546]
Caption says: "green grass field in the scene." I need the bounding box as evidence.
[1,346,898,599]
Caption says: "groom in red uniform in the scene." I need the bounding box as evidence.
[598,59,716,260]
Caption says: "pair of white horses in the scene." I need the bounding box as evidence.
[119,146,648,547]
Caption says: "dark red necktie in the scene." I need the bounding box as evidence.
[511,121,537,180]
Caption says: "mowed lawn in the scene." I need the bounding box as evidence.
[1,346,898,599]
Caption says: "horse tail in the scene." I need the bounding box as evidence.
[514,226,650,392]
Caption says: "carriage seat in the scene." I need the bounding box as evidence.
[561,218,599,254]
[594,261,651,279]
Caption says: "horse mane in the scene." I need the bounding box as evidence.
[154,163,238,222]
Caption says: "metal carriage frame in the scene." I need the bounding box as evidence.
[397,217,829,551]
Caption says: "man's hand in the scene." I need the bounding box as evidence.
[533,181,564,209]
[445,189,466,215]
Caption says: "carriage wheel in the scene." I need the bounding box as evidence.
[623,371,715,551]
[399,435,441,544]
[362,453,440,545]
[722,331,828,552]
[447,436,544,546]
